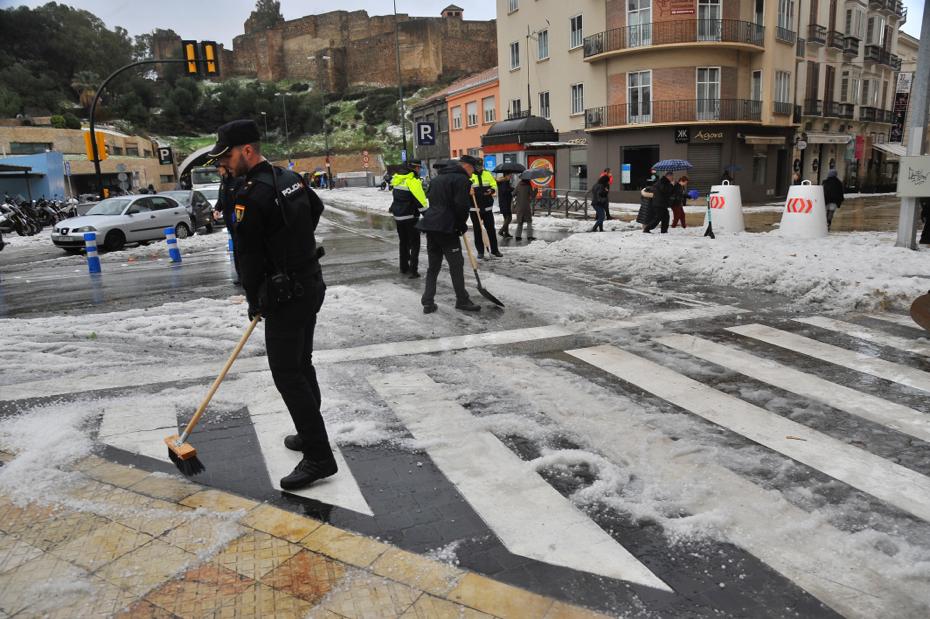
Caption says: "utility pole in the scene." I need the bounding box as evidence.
[278,93,291,163]
[260,111,268,139]
[393,0,409,158]
[895,3,930,249]
[525,25,532,116]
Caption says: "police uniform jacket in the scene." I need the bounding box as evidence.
[389,172,428,220]
[470,169,497,212]
[416,165,472,235]
[216,175,244,223]
[233,161,324,311]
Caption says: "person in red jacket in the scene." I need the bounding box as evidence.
[598,168,613,220]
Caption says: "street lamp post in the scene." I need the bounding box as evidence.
[276,93,291,164]
[260,111,268,140]
[393,0,409,158]
[310,54,335,189]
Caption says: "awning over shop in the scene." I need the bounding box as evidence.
[806,132,852,145]
[872,142,908,158]
[744,135,786,145]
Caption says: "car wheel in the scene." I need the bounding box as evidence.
[175,222,191,239]
[64,248,81,255]
[103,230,126,252]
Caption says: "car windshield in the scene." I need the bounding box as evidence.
[201,189,219,200]
[85,198,132,215]
[191,168,221,185]
[159,191,191,205]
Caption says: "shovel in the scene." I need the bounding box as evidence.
[704,199,716,239]
[461,232,504,307]
[470,194,494,254]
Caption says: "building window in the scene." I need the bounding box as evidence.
[468,147,481,157]
[483,96,496,123]
[696,67,721,120]
[775,71,791,103]
[510,41,521,70]
[509,0,518,12]
[622,145,660,190]
[845,9,864,37]
[754,0,764,25]
[751,70,762,101]
[160,175,174,184]
[539,91,550,119]
[861,80,870,106]
[538,29,549,60]
[867,16,884,46]
[125,145,140,157]
[778,0,794,31]
[452,106,462,130]
[510,98,522,117]
[628,71,652,122]
[571,83,584,115]
[111,145,124,156]
[570,148,587,191]
[143,149,152,158]
[9,142,52,155]
[439,110,449,132]
[570,14,583,49]
[466,101,478,127]
[841,71,849,101]
[628,0,652,47]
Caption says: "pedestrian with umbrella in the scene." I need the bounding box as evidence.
[645,160,692,234]
[493,162,524,238]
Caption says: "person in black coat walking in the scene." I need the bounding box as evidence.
[644,171,675,233]
[417,161,481,313]
[822,169,844,230]
[591,174,609,232]
[497,173,514,237]
[214,165,245,284]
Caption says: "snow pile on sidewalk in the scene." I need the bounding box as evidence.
[516,228,930,312]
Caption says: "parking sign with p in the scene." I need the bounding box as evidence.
[416,122,436,146]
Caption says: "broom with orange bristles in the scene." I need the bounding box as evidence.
[165,314,261,475]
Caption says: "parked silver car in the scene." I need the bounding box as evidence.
[51,195,192,252]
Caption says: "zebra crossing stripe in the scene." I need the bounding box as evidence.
[565,344,930,523]
[729,323,930,394]
[864,312,922,329]
[657,334,930,444]
[97,401,178,461]
[510,356,928,619]
[794,316,930,357]
[368,371,673,592]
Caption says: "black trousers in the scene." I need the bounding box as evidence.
[264,271,330,459]
[395,219,420,273]
[422,232,470,306]
[469,209,499,255]
[645,207,670,233]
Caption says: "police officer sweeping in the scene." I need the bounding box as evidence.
[389,159,428,278]
[208,119,336,491]
[463,155,502,258]
[417,158,481,313]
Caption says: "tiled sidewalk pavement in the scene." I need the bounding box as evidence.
[0,450,608,618]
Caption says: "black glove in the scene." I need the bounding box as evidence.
[248,305,262,321]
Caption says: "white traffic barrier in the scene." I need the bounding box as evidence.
[164,227,182,263]
[83,232,101,273]
[779,180,828,239]
[707,180,745,233]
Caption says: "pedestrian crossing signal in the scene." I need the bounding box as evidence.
[201,41,219,77]
[182,40,199,76]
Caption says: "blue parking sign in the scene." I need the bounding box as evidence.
[416,123,436,146]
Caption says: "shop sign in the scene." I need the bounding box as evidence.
[621,163,631,184]
[890,91,909,143]
[674,127,690,143]
[527,155,555,189]
[854,135,865,160]
[664,0,696,15]
[692,129,724,142]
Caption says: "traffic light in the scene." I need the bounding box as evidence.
[182,40,199,76]
[201,41,219,77]
[83,130,107,162]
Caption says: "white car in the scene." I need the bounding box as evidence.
[51,195,193,253]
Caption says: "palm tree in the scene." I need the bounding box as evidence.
[71,71,100,110]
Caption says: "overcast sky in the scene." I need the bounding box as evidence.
[0,0,922,44]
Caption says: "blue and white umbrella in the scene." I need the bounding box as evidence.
[652,159,693,172]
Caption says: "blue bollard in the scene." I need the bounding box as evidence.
[83,232,101,273]
[164,227,182,263]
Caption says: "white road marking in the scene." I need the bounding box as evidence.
[505,355,930,619]
[795,315,930,357]
[566,344,930,523]
[729,323,930,394]
[4,305,744,402]
[97,401,178,461]
[865,312,922,329]
[657,334,930,444]
[368,371,672,591]
[250,409,373,516]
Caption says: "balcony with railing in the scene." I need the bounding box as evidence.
[803,99,823,116]
[823,101,843,118]
[796,36,806,57]
[827,30,845,51]
[807,24,826,45]
[584,99,762,129]
[843,36,860,57]
[583,20,765,59]
[860,106,878,122]
[864,45,898,68]
[774,101,794,116]
[837,103,855,119]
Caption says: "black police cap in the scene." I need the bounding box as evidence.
[407,159,422,167]
[459,154,482,167]
[207,119,262,159]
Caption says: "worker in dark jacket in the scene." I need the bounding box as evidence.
[210,119,334,492]
[417,159,481,313]
[644,171,675,233]
[214,165,245,284]
[389,159,428,277]
[497,173,514,238]
[822,169,844,230]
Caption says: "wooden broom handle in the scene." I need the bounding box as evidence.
[179,314,261,439]
[470,193,493,250]
[461,231,480,271]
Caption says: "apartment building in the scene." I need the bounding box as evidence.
[446,68,500,163]
[796,0,907,190]
[494,0,606,191]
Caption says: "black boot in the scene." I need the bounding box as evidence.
[423,303,438,314]
[283,435,305,451]
[408,271,420,279]
[491,250,503,257]
[280,456,338,491]
[455,300,481,312]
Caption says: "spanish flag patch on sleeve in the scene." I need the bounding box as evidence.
[234,204,246,224]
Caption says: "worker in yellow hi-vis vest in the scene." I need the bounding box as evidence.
[461,155,501,258]
[389,160,428,277]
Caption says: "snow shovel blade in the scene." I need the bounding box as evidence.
[910,292,930,332]
[476,277,504,307]
[704,222,715,239]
